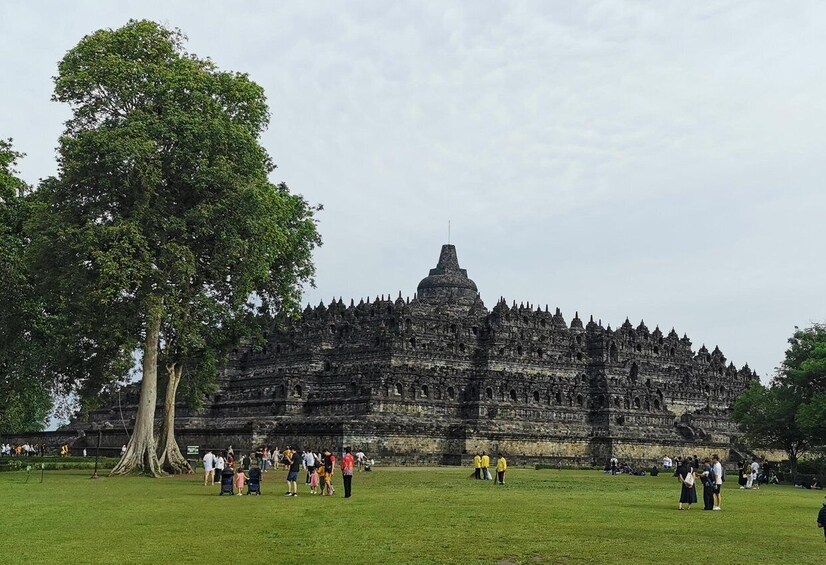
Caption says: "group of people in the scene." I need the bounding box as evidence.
[1,443,47,456]
[606,457,652,476]
[202,445,368,498]
[472,452,508,484]
[736,457,763,490]
[676,454,725,511]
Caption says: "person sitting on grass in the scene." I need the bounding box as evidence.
[234,466,246,496]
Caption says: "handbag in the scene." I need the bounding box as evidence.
[683,471,695,487]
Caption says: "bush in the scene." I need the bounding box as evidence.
[0,457,119,472]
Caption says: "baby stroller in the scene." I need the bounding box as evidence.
[247,466,262,495]
[219,468,234,495]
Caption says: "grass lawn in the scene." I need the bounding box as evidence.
[1,465,824,564]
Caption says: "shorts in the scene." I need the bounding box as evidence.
[287,471,299,482]
[713,484,722,494]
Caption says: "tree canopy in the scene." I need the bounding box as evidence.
[0,139,51,432]
[31,19,321,475]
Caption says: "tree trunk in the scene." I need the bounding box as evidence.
[111,302,163,477]
[157,363,193,474]
[789,452,798,485]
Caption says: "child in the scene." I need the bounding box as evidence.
[316,463,326,495]
[309,466,320,494]
[234,466,246,496]
[818,496,826,543]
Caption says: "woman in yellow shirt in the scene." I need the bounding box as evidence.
[496,454,507,485]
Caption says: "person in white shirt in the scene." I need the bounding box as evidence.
[712,454,724,510]
[202,450,216,486]
[215,453,226,477]
[120,444,127,456]
[356,450,366,471]
[303,450,315,485]
[663,456,672,469]
[747,458,760,489]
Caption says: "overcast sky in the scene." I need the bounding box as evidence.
[2,1,825,382]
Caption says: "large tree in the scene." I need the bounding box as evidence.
[33,20,320,476]
[733,324,826,482]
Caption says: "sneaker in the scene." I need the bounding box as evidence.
[291,493,298,496]
[284,492,292,496]
[713,506,721,511]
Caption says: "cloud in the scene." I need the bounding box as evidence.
[1,0,824,380]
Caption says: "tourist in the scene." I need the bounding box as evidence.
[241,453,251,472]
[473,452,482,480]
[747,457,759,490]
[356,449,366,471]
[341,447,355,498]
[322,449,336,495]
[234,465,246,496]
[700,458,715,510]
[303,449,315,485]
[650,466,659,477]
[215,452,226,479]
[610,456,618,475]
[481,451,491,480]
[677,459,697,510]
[316,456,327,493]
[121,444,127,456]
[818,496,826,543]
[496,454,507,485]
[203,450,216,485]
[285,446,301,496]
[738,460,749,489]
[309,465,320,494]
[711,454,723,510]
[663,455,672,470]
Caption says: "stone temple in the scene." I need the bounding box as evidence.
[76,244,758,465]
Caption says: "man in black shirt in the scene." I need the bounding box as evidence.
[285,445,301,496]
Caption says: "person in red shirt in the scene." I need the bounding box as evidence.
[341,447,355,498]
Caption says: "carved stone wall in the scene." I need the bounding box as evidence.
[73,244,759,466]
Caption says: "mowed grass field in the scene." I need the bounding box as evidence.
[1,466,824,564]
